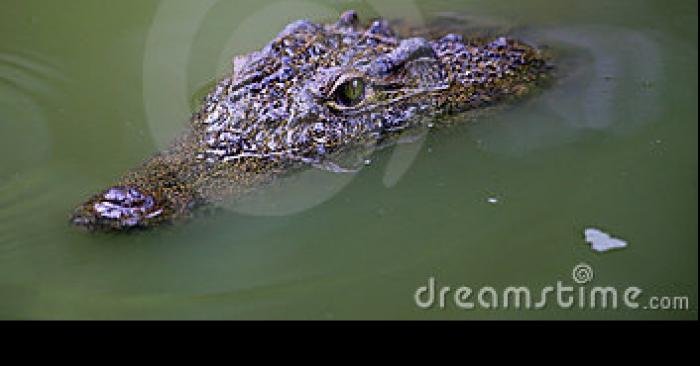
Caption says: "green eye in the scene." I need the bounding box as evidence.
[334,77,365,107]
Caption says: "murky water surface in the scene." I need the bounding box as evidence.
[0,0,697,319]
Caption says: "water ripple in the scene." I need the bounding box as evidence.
[0,51,67,186]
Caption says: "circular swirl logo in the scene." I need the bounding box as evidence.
[142,0,428,217]
[571,263,594,284]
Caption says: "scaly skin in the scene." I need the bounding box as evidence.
[71,11,549,231]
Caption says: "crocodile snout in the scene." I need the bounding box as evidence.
[71,186,163,231]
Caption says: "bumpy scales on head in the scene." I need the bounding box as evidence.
[72,11,549,231]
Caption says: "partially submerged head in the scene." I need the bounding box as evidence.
[72,11,548,231]
[196,10,547,165]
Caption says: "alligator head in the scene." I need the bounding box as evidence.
[71,10,548,231]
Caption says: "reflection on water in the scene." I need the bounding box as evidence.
[229,125,431,216]
[470,25,664,156]
[0,0,696,319]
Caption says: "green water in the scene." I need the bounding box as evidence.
[0,0,696,319]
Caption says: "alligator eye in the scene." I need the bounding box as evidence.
[333,77,365,107]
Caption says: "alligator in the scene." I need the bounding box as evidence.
[71,10,549,231]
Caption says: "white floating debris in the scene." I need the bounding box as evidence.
[487,197,499,204]
[584,228,628,252]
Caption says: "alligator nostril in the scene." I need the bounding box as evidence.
[103,187,130,202]
[102,186,153,207]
